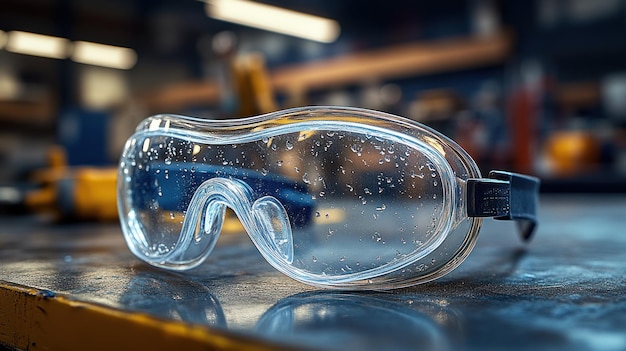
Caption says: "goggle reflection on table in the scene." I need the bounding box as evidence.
[118,106,539,290]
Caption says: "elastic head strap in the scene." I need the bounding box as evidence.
[466,171,540,241]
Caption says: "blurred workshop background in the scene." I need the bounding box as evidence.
[1,0,626,220]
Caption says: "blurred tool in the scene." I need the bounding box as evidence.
[232,53,277,116]
[0,146,118,221]
[204,31,277,118]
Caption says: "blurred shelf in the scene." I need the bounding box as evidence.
[139,80,220,112]
[140,31,513,112]
[271,31,512,91]
[0,93,56,128]
[555,81,601,110]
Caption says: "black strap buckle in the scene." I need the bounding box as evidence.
[467,171,540,242]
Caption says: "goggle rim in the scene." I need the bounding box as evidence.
[118,106,506,289]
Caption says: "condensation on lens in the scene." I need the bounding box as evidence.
[120,122,449,280]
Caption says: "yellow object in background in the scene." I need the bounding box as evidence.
[544,131,600,176]
[68,167,118,221]
[24,146,118,221]
[21,146,250,230]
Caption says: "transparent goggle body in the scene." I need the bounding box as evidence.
[118,106,483,290]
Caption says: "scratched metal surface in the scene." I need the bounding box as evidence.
[1,195,625,351]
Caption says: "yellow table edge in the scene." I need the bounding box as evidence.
[0,280,293,351]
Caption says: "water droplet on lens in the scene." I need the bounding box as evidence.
[302,173,310,184]
[315,211,321,217]
[276,160,283,167]
[372,232,382,242]
[286,140,294,150]
[312,256,318,262]
[339,256,345,262]
[376,204,387,211]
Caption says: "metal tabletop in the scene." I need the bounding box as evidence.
[1,195,625,351]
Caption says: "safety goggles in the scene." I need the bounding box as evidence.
[118,106,539,290]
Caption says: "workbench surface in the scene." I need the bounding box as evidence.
[1,195,625,351]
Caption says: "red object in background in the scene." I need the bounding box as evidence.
[507,88,537,174]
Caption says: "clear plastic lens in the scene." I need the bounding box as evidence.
[118,107,482,289]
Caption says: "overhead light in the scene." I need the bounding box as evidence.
[205,0,340,43]
[5,31,69,59]
[0,31,136,70]
[71,41,137,70]
[72,41,137,70]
